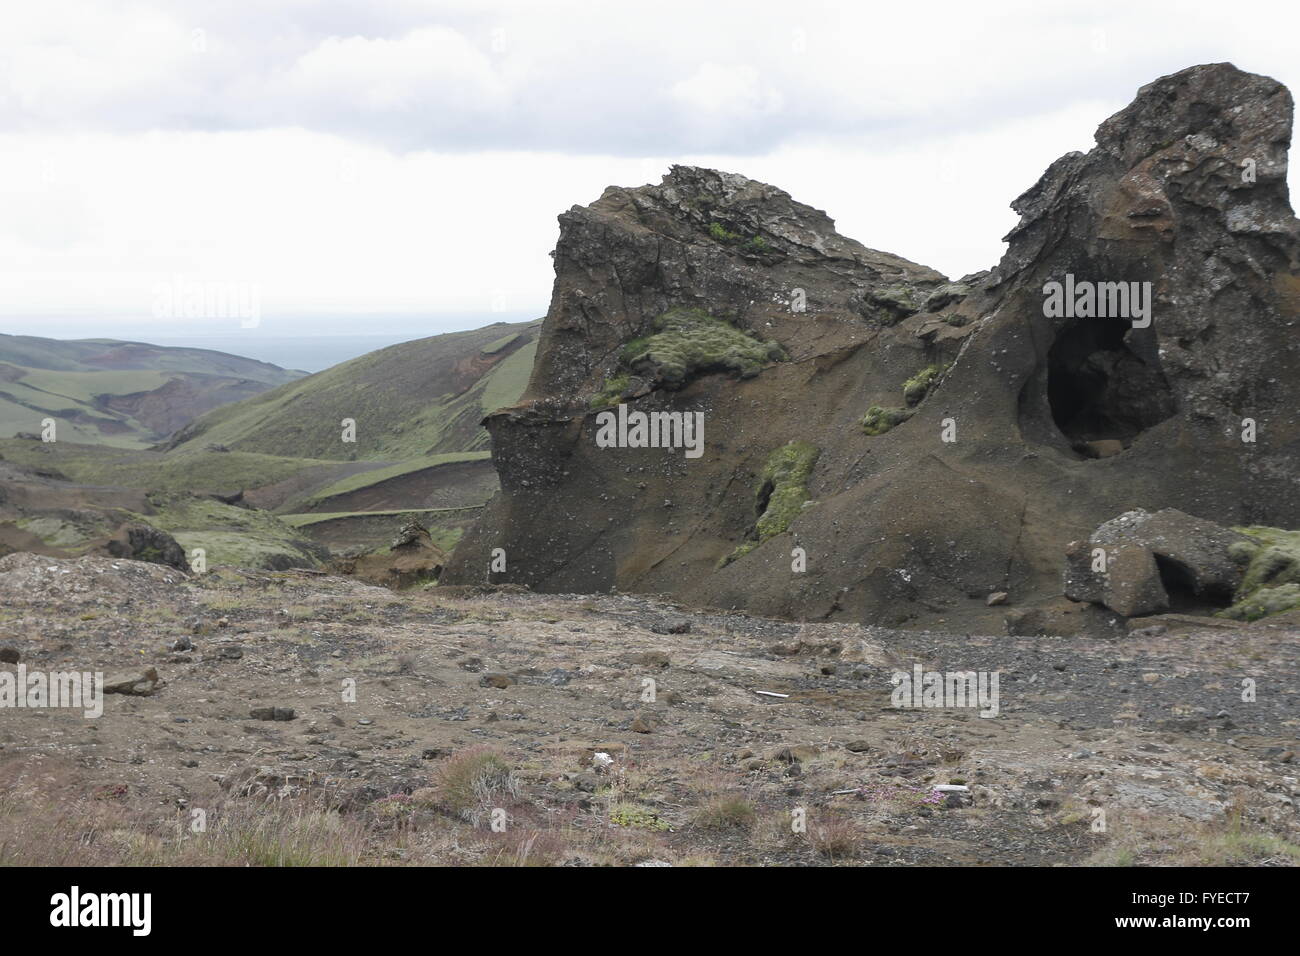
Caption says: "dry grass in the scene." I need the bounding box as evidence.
[691,795,757,831]
[1084,807,1300,867]
[807,811,864,862]
[432,747,523,827]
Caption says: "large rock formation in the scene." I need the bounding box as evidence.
[444,63,1300,631]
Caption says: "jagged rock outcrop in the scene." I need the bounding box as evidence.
[445,63,1300,631]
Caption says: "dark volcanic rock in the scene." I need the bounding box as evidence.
[445,64,1300,631]
[1064,508,1250,617]
[104,523,190,571]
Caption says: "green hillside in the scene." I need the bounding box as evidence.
[0,334,304,447]
[0,319,540,573]
[163,320,541,461]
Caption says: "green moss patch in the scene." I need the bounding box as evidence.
[720,441,818,567]
[861,405,914,436]
[706,222,772,256]
[136,494,321,570]
[589,372,630,409]
[902,364,948,407]
[620,307,786,388]
[610,803,670,831]
[1221,584,1300,622]
[1219,526,1300,621]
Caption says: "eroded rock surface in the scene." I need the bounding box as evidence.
[445,63,1300,632]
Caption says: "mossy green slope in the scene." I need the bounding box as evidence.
[165,320,541,461]
[0,334,303,448]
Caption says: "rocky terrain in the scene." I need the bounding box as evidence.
[1,553,1297,866]
[445,63,1300,638]
[4,63,1299,869]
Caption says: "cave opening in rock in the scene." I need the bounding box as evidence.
[1046,317,1176,453]
[1153,554,1233,613]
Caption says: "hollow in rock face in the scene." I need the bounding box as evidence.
[1046,318,1176,449]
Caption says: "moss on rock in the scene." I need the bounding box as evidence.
[1221,583,1300,622]
[902,363,948,406]
[861,405,914,436]
[589,372,631,409]
[1219,526,1300,620]
[620,308,786,388]
[720,441,818,567]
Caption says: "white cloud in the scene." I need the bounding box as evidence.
[671,63,781,117]
[283,27,506,115]
[0,0,1298,333]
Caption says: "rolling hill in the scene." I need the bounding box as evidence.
[0,333,305,447]
[162,319,541,460]
[0,319,544,571]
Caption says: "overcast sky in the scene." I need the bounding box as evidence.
[2,0,1298,342]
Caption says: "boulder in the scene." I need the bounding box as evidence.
[104,523,190,571]
[1063,509,1250,617]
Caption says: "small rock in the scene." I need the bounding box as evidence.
[1130,624,1168,639]
[249,707,295,721]
[631,650,670,668]
[844,740,871,753]
[986,591,1008,606]
[0,646,20,665]
[630,713,656,733]
[479,673,514,689]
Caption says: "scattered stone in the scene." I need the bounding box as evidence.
[630,650,671,668]
[479,672,514,689]
[986,591,1008,606]
[102,669,160,696]
[630,713,657,733]
[249,707,295,721]
[1129,624,1168,639]
[0,646,19,664]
